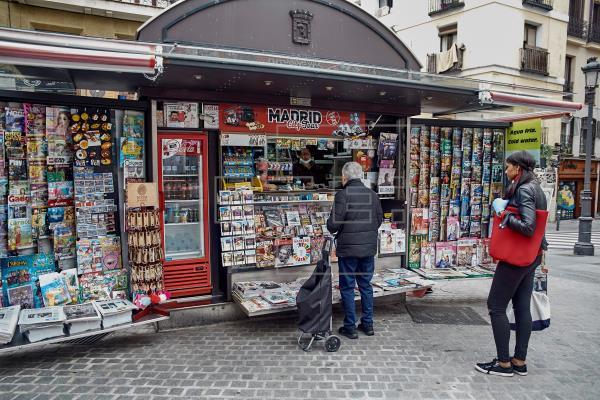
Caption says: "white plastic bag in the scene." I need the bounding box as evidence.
[507,291,551,331]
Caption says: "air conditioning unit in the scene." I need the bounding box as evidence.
[375,6,390,17]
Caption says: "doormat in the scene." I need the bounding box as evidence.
[406,305,489,325]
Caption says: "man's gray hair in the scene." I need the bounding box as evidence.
[342,162,364,180]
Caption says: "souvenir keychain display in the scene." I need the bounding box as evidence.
[127,208,169,308]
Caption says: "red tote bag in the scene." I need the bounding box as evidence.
[489,206,548,267]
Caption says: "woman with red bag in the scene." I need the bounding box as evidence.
[475,150,548,377]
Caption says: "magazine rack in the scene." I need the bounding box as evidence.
[0,309,169,355]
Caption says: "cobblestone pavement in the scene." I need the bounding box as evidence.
[0,250,598,400]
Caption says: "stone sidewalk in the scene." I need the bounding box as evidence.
[0,251,598,400]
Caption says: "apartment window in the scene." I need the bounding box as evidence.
[524,23,538,47]
[379,0,393,8]
[569,0,584,19]
[564,55,574,93]
[439,25,457,52]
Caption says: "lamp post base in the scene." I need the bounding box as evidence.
[574,242,595,256]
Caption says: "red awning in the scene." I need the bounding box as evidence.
[488,110,572,123]
[0,28,160,75]
[479,90,583,112]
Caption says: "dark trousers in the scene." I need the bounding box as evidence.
[338,256,375,328]
[487,255,542,362]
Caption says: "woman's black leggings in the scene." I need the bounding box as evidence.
[487,255,542,362]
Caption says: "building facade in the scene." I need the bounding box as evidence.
[359,0,599,217]
[0,0,174,39]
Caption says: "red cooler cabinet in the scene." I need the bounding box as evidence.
[158,132,212,297]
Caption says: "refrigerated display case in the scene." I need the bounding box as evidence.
[158,133,211,297]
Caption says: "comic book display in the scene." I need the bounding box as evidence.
[407,124,505,275]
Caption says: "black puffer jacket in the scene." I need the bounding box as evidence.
[505,179,548,251]
[327,179,383,258]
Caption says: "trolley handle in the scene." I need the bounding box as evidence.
[322,237,334,261]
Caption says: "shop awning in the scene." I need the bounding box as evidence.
[488,110,572,123]
[479,90,583,112]
[0,28,162,75]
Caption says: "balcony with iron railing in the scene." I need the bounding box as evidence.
[429,0,465,16]
[588,22,600,44]
[568,16,587,39]
[427,46,464,74]
[520,46,549,76]
[522,0,553,11]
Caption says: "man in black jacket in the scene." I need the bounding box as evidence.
[327,162,383,339]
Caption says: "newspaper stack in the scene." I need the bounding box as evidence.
[0,305,21,345]
[63,303,101,335]
[18,306,67,343]
[94,299,137,329]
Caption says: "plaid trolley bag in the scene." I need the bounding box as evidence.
[296,238,341,352]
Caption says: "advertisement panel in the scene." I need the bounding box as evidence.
[219,104,366,136]
[506,119,542,166]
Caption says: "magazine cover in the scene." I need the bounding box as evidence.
[410,208,429,235]
[123,110,145,138]
[275,238,293,267]
[31,207,50,239]
[353,149,375,172]
[435,242,457,269]
[76,238,102,275]
[39,272,71,307]
[310,237,324,263]
[100,237,121,271]
[7,218,33,250]
[78,272,113,302]
[119,137,144,167]
[48,181,74,207]
[5,106,24,133]
[164,102,199,128]
[46,106,72,164]
[8,159,27,182]
[456,238,478,267]
[420,241,435,269]
[379,230,395,254]
[446,216,460,241]
[378,168,395,195]
[408,235,423,269]
[291,237,311,265]
[1,253,55,309]
[477,238,493,266]
[378,139,398,160]
[256,239,275,268]
[61,268,80,304]
[285,211,301,227]
[54,224,76,260]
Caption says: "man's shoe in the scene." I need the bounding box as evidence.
[475,359,514,377]
[357,323,374,336]
[338,326,358,339]
[511,359,528,376]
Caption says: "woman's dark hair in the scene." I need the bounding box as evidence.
[504,150,537,198]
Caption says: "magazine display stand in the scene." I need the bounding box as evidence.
[405,119,508,280]
[231,268,434,317]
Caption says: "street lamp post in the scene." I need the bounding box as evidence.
[574,57,598,256]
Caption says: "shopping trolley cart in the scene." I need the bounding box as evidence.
[296,238,341,352]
